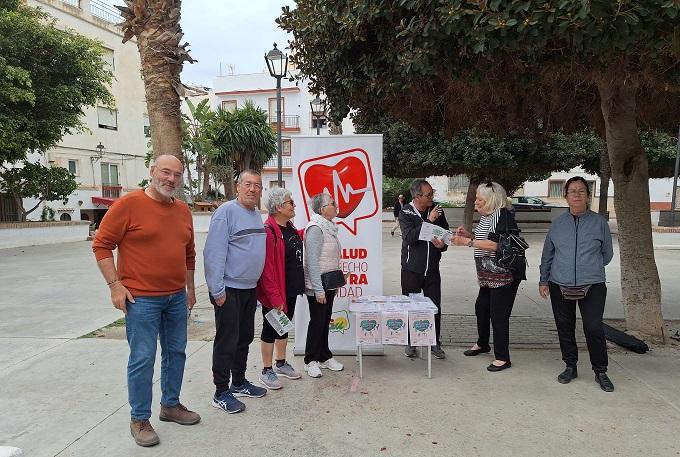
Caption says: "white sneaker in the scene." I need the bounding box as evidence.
[319,357,344,371]
[304,361,323,378]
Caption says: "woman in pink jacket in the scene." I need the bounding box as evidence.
[256,187,305,390]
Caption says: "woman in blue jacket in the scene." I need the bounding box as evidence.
[539,176,614,392]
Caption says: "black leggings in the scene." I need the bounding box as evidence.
[474,280,521,362]
[260,296,297,343]
[304,291,335,364]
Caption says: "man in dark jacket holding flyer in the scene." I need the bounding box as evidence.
[399,179,449,359]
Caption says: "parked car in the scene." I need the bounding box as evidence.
[510,196,559,211]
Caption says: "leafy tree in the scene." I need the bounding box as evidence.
[0,0,112,164]
[182,98,217,200]
[580,130,679,216]
[280,0,680,338]
[117,0,194,161]
[383,176,413,208]
[206,100,276,198]
[0,162,77,221]
[358,115,592,228]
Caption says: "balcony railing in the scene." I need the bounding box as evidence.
[269,115,300,130]
[90,0,122,23]
[102,185,122,199]
[263,156,293,169]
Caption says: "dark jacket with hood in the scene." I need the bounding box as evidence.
[399,202,449,276]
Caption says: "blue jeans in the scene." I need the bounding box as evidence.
[125,291,188,421]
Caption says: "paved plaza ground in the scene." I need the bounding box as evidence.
[1,228,679,456]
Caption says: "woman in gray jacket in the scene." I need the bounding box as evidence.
[539,176,614,392]
[302,193,345,379]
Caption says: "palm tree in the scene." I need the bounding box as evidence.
[182,98,216,199]
[116,0,194,160]
[207,100,276,197]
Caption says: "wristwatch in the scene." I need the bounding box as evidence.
[467,239,474,248]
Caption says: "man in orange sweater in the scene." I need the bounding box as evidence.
[92,155,200,447]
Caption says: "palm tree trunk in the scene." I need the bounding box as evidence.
[597,75,665,340]
[117,0,194,161]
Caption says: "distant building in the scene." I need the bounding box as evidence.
[210,71,355,194]
[16,0,149,225]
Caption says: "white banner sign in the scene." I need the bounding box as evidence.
[292,135,383,355]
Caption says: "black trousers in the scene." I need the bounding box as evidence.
[549,282,608,373]
[260,296,297,343]
[304,291,335,364]
[211,287,257,392]
[474,280,521,362]
[401,268,442,346]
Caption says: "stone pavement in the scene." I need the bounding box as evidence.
[2,228,680,456]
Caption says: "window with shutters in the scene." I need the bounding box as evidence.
[97,106,118,130]
[548,180,564,198]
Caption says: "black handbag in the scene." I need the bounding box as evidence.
[320,269,346,290]
[496,210,529,271]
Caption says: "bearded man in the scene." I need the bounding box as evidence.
[93,154,200,447]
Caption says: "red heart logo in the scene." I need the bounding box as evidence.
[304,156,367,218]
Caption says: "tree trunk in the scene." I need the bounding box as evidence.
[597,76,665,340]
[463,176,479,233]
[138,38,183,160]
[224,161,235,200]
[598,144,611,218]
[202,161,211,200]
[117,1,194,161]
[196,154,203,199]
[14,195,27,222]
[184,149,193,200]
[329,121,343,135]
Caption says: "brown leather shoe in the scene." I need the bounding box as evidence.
[130,419,159,447]
[159,403,201,425]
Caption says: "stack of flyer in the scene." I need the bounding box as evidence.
[351,295,437,347]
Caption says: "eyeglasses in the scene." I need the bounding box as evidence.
[158,168,183,180]
[566,190,588,196]
[486,182,495,192]
[418,191,435,198]
[282,200,295,207]
[240,181,262,190]
[322,201,336,208]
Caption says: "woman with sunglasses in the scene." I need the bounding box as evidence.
[256,187,305,389]
[452,181,525,372]
[539,176,614,392]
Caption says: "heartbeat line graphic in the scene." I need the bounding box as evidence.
[322,169,372,204]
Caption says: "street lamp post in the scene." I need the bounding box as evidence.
[265,43,288,187]
[671,125,680,227]
[310,96,326,136]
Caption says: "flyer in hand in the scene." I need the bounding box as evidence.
[418,222,453,245]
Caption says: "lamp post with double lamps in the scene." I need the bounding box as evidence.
[310,96,326,136]
[264,43,288,187]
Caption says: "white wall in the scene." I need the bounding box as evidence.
[24,0,149,221]
[0,222,90,249]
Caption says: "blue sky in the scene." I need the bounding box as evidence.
[102,0,294,87]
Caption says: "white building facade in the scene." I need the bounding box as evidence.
[210,71,355,193]
[20,0,149,225]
